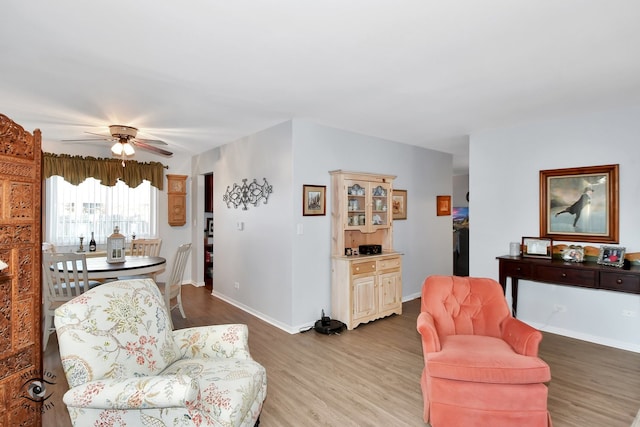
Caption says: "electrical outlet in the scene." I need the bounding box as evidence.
[553,304,567,313]
[234,282,240,290]
[622,309,637,318]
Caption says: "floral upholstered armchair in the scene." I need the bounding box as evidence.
[54,278,267,427]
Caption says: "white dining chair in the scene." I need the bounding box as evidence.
[119,238,163,281]
[130,238,162,257]
[156,243,191,329]
[42,252,99,351]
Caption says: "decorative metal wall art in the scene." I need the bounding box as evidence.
[223,178,273,210]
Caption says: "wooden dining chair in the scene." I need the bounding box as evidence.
[156,243,192,329]
[42,252,99,351]
[119,238,163,280]
[130,238,162,256]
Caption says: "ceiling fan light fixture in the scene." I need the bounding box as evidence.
[111,142,123,155]
[111,141,135,156]
[122,142,135,156]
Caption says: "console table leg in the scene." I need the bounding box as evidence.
[511,278,519,317]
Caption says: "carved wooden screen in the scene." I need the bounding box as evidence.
[0,114,42,425]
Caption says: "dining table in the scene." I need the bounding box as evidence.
[69,255,167,280]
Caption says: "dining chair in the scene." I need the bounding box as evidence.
[156,243,191,328]
[118,238,163,281]
[130,238,162,256]
[42,252,99,351]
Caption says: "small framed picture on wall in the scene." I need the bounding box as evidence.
[303,185,326,216]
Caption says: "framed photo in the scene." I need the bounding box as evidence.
[206,217,214,237]
[522,237,553,259]
[540,164,619,243]
[597,245,625,267]
[436,195,451,216]
[392,189,407,220]
[303,185,326,216]
[561,245,585,263]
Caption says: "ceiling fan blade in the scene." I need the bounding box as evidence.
[61,137,111,142]
[85,131,112,137]
[135,138,168,146]
[132,140,173,157]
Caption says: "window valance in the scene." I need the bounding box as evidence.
[43,152,166,190]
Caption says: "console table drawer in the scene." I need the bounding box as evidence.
[503,262,533,278]
[535,266,597,288]
[600,272,640,293]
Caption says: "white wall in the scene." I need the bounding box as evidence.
[453,174,469,207]
[193,119,453,332]
[469,105,640,352]
[192,122,295,330]
[291,120,453,326]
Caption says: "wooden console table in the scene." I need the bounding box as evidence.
[497,255,640,316]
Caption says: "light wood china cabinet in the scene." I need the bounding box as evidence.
[330,170,402,330]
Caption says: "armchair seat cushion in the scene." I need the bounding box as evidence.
[428,335,551,384]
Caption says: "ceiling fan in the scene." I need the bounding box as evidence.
[62,125,173,162]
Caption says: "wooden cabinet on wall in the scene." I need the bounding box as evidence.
[330,170,402,330]
[167,174,187,226]
[0,114,42,425]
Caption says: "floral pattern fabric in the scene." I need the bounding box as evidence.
[55,278,267,427]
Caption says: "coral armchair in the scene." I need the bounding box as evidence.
[55,278,267,427]
[417,275,551,427]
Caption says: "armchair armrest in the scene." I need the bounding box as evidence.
[417,311,441,353]
[172,324,252,360]
[63,374,198,409]
[501,316,543,356]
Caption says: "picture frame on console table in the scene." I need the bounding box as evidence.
[597,245,625,268]
[540,164,619,243]
[521,237,553,259]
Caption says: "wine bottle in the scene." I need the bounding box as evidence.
[89,232,97,252]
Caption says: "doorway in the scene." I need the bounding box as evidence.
[204,173,213,290]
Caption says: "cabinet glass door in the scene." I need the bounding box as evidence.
[370,184,390,228]
[346,181,367,229]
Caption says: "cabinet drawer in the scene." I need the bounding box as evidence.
[600,272,640,293]
[378,257,401,271]
[535,266,597,288]
[502,261,532,278]
[352,261,376,275]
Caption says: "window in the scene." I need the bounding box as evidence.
[45,176,157,248]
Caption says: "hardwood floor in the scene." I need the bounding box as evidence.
[43,285,640,426]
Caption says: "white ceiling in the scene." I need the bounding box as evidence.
[3,1,640,174]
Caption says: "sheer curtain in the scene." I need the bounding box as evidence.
[45,176,157,249]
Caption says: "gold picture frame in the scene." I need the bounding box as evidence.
[302,184,326,216]
[392,189,407,220]
[540,164,619,243]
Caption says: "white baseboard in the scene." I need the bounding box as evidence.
[212,291,302,334]
[211,292,422,335]
[529,322,640,353]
